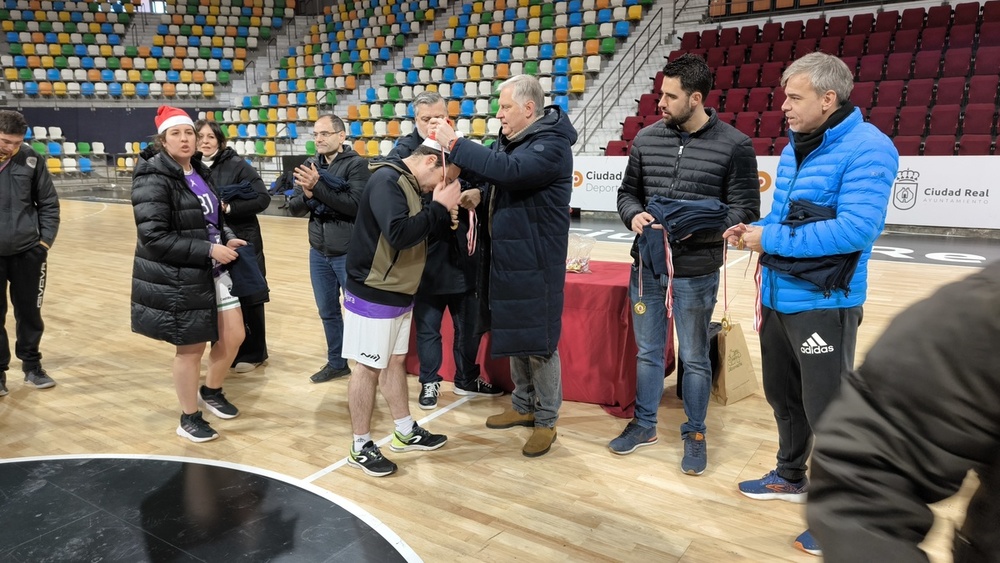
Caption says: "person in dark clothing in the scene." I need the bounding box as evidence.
[808,261,1000,563]
[0,109,60,395]
[131,106,248,443]
[288,114,371,384]
[726,52,898,556]
[614,54,760,474]
[342,139,461,477]
[195,120,271,373]
[429,74,576,458]
[388,91,500,409]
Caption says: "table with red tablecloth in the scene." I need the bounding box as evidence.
[404,260,675,418]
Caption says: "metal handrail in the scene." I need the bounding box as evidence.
[571,6,665,155]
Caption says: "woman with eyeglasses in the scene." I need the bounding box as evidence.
[131,106,247,443]
[194,119,271,374]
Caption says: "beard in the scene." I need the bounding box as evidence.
[662,105,695,129]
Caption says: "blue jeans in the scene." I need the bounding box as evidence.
[630,263,718,436]
[414,291,482,387]
[309,248,348,370]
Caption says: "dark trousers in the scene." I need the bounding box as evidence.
[759,305,862,482]
[233,300,267,365]
[0,246,48,373]
[414,291,482,387]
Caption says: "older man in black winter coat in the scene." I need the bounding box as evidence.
[431,74,577,458]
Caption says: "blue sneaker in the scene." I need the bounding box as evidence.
[681,432,707,475]
[738,470,808,503]
[608,421,658,455]
[794,529,822,556]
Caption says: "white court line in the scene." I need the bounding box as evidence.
[303,394,473,482]
[0,453,422,562]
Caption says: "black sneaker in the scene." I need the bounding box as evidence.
[198,386,239,419]
[418,381,440,410]
[389,423,448,452]
[348,441,397,477]
[176,411,219,443]
[0,372,7,397]
[310,364,351,383]
[23,368,56,389]
[454,377,503,397]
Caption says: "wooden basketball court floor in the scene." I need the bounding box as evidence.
[0,199,980,562]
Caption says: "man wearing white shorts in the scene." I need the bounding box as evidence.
[342,137,462,477]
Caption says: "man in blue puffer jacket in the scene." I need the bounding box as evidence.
[724,52,899,557]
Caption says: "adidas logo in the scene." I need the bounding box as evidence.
[800,332,835,354]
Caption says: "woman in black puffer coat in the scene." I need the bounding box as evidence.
[131,106,247,444]
[195,120,271,373]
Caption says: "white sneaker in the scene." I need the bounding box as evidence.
[233,361,264,373]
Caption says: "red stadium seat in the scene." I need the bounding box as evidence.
[928,105,961,136]
[893,136,922,156]
[979,22,1000,47]
[893,29,919,53]
[841,35,865,57]
[758,111,784,138]
[604,139,630,156]
[771,40,793,63]
[896,106,928,136]
[759,62,784,88]
[826,16,850,37]
[962,104,998,136]
[902,78,933,107]
[734,112,758,137]
[714,65,736,90]
[922,135,956,155]
[804,17,826,39]
[925,5,951,27]
[973,46,1000,75]
[948,25,976,49]
[941,48,971,77]
[737,64,760,88]
[911,50,941,79]
[782,20,804,41]
[773,135,790,155]
[850,81,875,109]
[957,135,993,155]
[770,88,786,111]
[749,43,770,64]
[724,88,748,113]
[884,53,913,81]
[874,10,899,33]
[761,22,782,43]
[793,37,818,58]
[850,13,874,35]
[918,27,947,52]
[739,25,759,46]
[934,77,966,106]
[857,55,885,82]
[751,138,772,156]
[900,7,926,30]
[746,87,771,112]
[952,2,981,26]
[818,36,841,56]
[866,32,892,56]
[967,75,999,105]
[622,115,644,141]
[867,106,897,136]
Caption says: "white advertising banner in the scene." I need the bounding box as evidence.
[573,155,999,230]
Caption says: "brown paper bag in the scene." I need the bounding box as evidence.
[711,321,758,405]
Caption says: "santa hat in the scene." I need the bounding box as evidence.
[155,105,194,134]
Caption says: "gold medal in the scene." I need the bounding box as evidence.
[634,301,647,315]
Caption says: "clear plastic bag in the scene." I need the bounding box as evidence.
[566,233,595,274]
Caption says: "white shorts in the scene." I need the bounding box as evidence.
[215,271,241,311]
[342,308,412,370]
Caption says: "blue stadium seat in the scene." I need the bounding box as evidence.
[568,13,582,27]
[365,87,378,102]
[81,57,94,69]
[407,70,419,84]
[243,96,252,108]
[268,94,279,105]
[157,24,168,34]
[220,59,233,71]
[488,36,501,49]
[287,123,298,139]
[504,8,516,20]
[350,121,363,137]
[212,47,224,59]
[539,44,554,59]
[443,67,457,82]
[278,69,288,80]
[100,69,114,82]
[451,82,465,98]
[136,83,149,97]
[515,19,528,33]
[553,58,569,75]
[13,55,27,68]
[552,75,569,94]
[45,32,58,43]
[167,70,181,83]
[428,43,440,56]
[568,0,582,13]
[498,48,511,63]
[46,69,60,81]
[553,95,570,112]
[256,124,267,137]
[401,58,413,71]
[237,124,249,138]
[379,47,391,61]
[614,21,630,38]
[460,99,475,117]
[273,17,284,29]
[47,142,62,155]
[455,27,467,40]
[74,45,87,56]
[297,92,308,105]
[79,157,92,174]
[24,128,31,140]
[151,46,163,58]
[24,82,39,96]
[108,82,122,97]
[6,32,18,43]
[81,82,95,96]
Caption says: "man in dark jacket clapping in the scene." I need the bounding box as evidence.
[288,114,371,384]
[615,55,760,474]
[430,75,577,458]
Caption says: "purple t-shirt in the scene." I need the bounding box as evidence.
[185,168,221,245]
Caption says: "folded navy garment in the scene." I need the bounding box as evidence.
[759,199,861,297]
[646,196,731,245]
[229,244,269,298]
[218,181,257,201]
[638,225,669,276]
[319,171,352,193]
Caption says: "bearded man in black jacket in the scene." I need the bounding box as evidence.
[614,54,760,474]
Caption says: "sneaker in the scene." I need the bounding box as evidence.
[794,529,822,556]
[681,432,707,475]
[608,421,658,455]
[0,372,7,397]
[454,377,503,397]
[348,441,397,477]
[23,368,56,389]
[418,381,440,410]
[176,411,219,443]
[738,470,808,503]
[198,386,240,419]
[310,364,351,383]
[232,361,264,373]
[389,423,448,452]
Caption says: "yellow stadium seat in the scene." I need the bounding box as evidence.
[265,141,276,157]
[266,123,277,137]
[362,121,375,137]
[307,106,319,121]
[202,83,215,97]
[122,82,135,97]
[54,82,68,96]
[366,139,380,156]
[570,74,585,94]
[46,157,62,174]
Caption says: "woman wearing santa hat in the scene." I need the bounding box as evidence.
[130,105,248,443]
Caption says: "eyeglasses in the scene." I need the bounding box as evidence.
[314,130,344,139]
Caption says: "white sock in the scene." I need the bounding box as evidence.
[352,434,371,452]
[394,416,414,436]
